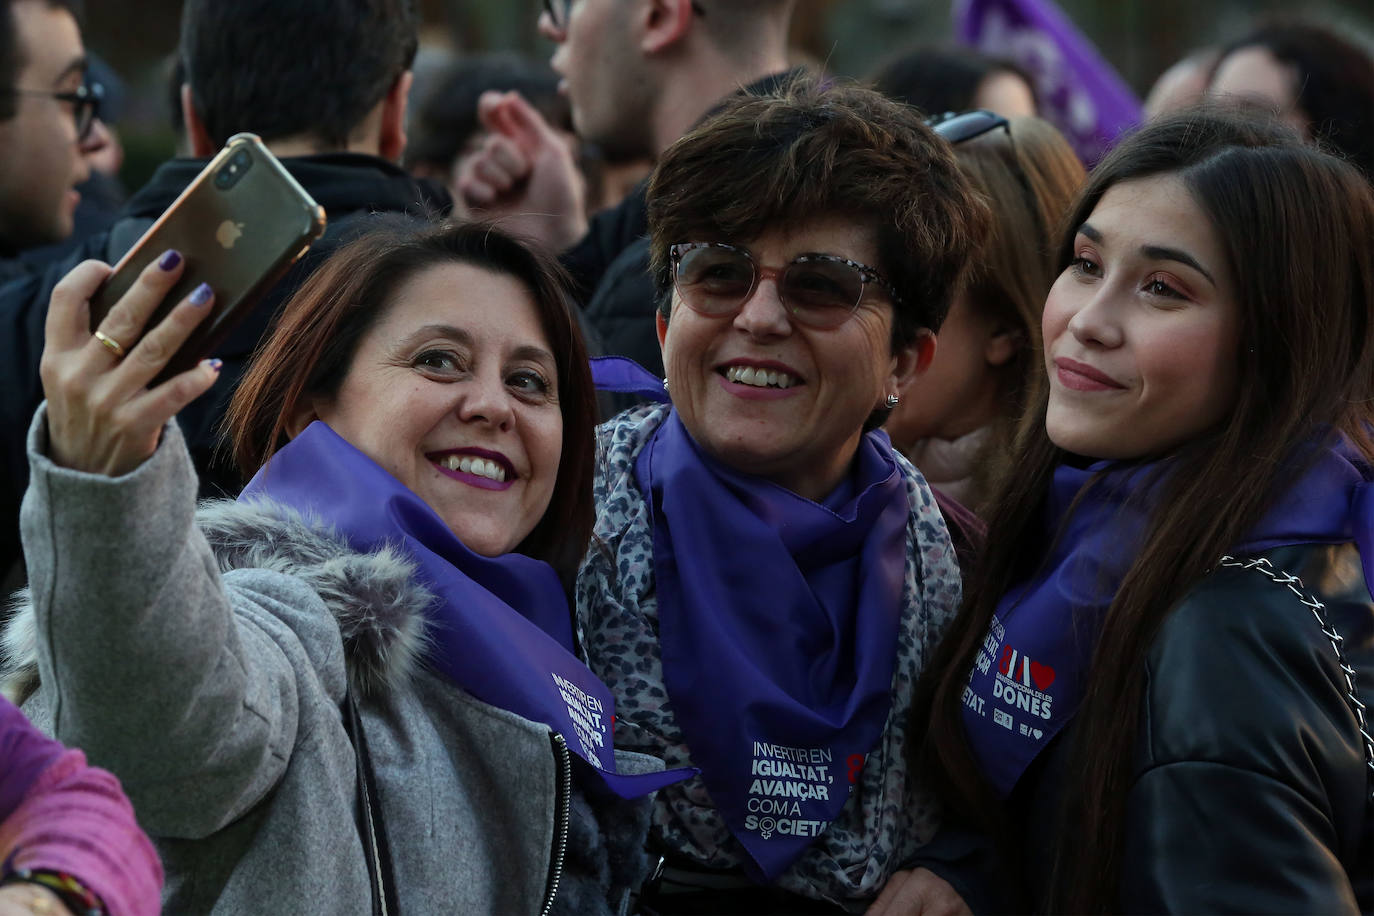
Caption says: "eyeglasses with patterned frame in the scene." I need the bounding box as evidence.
[668,241,906,330]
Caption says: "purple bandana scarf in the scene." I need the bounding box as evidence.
[962,440,1374,797]
[240,421,692,798]
[590,356,670,402]
[635,409,909,880]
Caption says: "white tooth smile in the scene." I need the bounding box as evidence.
[442,454,507,482]
[724,365,798,389]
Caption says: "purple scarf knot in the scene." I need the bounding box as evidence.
[241,421,692,798]
[637,410,910,880]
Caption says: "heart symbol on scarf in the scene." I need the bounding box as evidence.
[1032,728,1043,739]
[1030,660,1056,691]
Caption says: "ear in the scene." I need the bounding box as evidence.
[377,70,413,163]
[285,397,324,440]
[640,0,694,55]
[181,84,217,158]
[985,325,1021,367]
[889,328,936,399]
[655,308,669,351]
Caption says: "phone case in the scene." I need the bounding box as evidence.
[89,132,327,384]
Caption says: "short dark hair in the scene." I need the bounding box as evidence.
[179,0,418,149]
[1214,18,1374,179]
[646,76,989,348]
[226,220,597,583]
[870,43,1038,119]
[0,0,82,121]
[405,53,571,175]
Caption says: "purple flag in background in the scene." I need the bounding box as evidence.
[955,0,1143,164]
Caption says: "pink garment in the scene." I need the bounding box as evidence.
[0,698,162,916]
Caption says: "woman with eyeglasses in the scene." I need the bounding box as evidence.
[913,109,1374,912]
[885,111,1084,519]
[578,77,990,912]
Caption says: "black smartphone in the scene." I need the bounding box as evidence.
[89,132,327,384]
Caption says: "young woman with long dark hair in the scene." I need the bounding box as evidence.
[915,109,1374,912]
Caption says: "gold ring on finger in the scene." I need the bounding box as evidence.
[94,329,127,359]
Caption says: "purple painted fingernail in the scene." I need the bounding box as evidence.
[189,282,213,306]
[206,358,222,372]
[158,249,182,271]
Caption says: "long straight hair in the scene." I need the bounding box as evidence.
[913,108,1374,912]
[950,116,1084,508]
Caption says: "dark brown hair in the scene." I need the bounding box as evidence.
[951,116,1084,506]
[870,42,1038,119]
[645,75,989,349]
[914,107,1374,911]
[225,219,597,582]
[0,0,83,121]
[1213,17,1374,180]
[180,0,417,148]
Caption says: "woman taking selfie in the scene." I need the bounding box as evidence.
[917,109,1374,912]
[580,79,989,911]
[2,221,678,914]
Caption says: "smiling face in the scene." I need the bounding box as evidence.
[312,262,564,556]
[1043,174,1240,461]
[658,216,925,501]
[0,0,89,249]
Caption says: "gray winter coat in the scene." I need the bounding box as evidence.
[3,409,662,915]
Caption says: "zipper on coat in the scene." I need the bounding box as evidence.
[540,732,572,916]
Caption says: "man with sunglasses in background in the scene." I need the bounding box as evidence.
[0,0,102,283]
[458,0,799,381]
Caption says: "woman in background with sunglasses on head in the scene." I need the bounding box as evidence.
[578,77,992,913]
[885,111,1084,521]
[914,108,1374,912]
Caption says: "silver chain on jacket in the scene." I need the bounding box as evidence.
[1217,555,1374,802]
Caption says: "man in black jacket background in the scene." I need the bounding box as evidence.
[0,0,450,586]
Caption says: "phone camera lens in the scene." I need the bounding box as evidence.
[215,149,254,190]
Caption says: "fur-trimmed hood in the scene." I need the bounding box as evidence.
[3,498,434,703]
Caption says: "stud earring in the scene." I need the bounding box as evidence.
[885,393,900,409]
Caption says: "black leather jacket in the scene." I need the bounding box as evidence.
[1012,542,1373,913]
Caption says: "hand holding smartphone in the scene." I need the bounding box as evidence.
[88,132,327,385]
